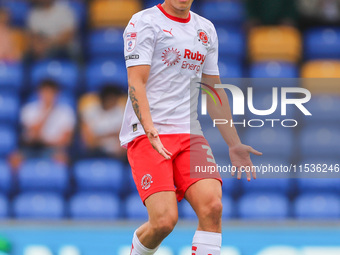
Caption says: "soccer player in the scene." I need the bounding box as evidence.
[120,0,262,254]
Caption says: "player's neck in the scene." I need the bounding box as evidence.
[161,3,190,20]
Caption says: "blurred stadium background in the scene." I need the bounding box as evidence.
[0,0,340,254]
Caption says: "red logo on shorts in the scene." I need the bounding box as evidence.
[197,29,209,46]
[141,174,153,190]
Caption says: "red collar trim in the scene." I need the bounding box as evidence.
[157,4,191,23]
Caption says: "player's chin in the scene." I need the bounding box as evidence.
[176,0,193,9]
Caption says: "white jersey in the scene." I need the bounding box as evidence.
[119,4,219,147]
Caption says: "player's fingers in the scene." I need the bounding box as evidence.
[237,167,242,180]
[249,147,262,156]
[231,167,235,177]
[251,164,256,180]
[154,142,170,159]
[159,149,171,160]
[162,147,173,156]
[245,166,251,182]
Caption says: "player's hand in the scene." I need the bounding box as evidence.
[146,127,172,160]
[229,143,262,181]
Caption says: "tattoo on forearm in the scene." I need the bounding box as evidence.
[129,86,142,121]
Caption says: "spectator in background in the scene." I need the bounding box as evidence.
[245,0,297,29]
[0,8,20,62]
[79,85,126,160]
[24,0,76,62]
[297,0,340,29]
[9,79,76,169]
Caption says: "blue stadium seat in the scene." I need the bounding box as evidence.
[144,0,162,8]
[243,128,294,160]
[241,156,292,193]
[299,127,340,158]
[68,1,87,27]
[246,156,292,185]
[218,61,243,78]
[18,159,68,193]
[220,176,238,195]
[69,192,120,219]
[3,0,29,27]
[125,165,138,194]
[294,193,340,219]
[298,178,340,193]
[203,126,228,158]
[179,199,195,219]
[0,92,19,123]
[74,159,124,193]
[13,192,65,219]
[245,90,296,119]
[217,28,245,62]
[238,193,289,219]
[201,1,245,26]
[86,60,127,91]
[125,193,148,220]
[0,126,16,156]
[180,196,234,219]
[0,160,11,194]
[87,29,124,60]
[302,95,340,124]
[221,196,234,219]
[297,158,340,192]
[250,62,298,78]
[31,61,79,91]
[0,62,23,91]
[0,194,9,218]
[241,178,291,194]
[198,115,214,132]
[305,28,340,60]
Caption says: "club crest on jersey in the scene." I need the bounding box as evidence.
[197,29,209,46]
[126,32,137,52]
[162,48,181,66]
[141,174,153,190]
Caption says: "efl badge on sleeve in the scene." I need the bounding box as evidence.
[126,32,137,52]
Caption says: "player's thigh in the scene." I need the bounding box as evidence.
[145,191,178,227]
[184,178,222,217]
[127,135,176,204]
[173,134,221,202]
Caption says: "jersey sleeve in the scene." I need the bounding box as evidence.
[124,14,156,68]
[202,26,220,76]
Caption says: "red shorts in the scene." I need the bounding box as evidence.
[127,134,222,203]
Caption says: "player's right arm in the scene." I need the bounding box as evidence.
[124,14,172,159]
[127,65,172,160]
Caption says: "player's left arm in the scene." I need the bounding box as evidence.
[202,73,262,181]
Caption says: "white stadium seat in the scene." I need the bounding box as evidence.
[256,246,300,255]
[24,246,53,255]
[155,247,174,255]
[118,246,131,255]
[118,246,174,255]
[59,246,81,255]
[179,246,192,255]
[302,247,340,255]
[180,246,241,255]
[221,247,241,255]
